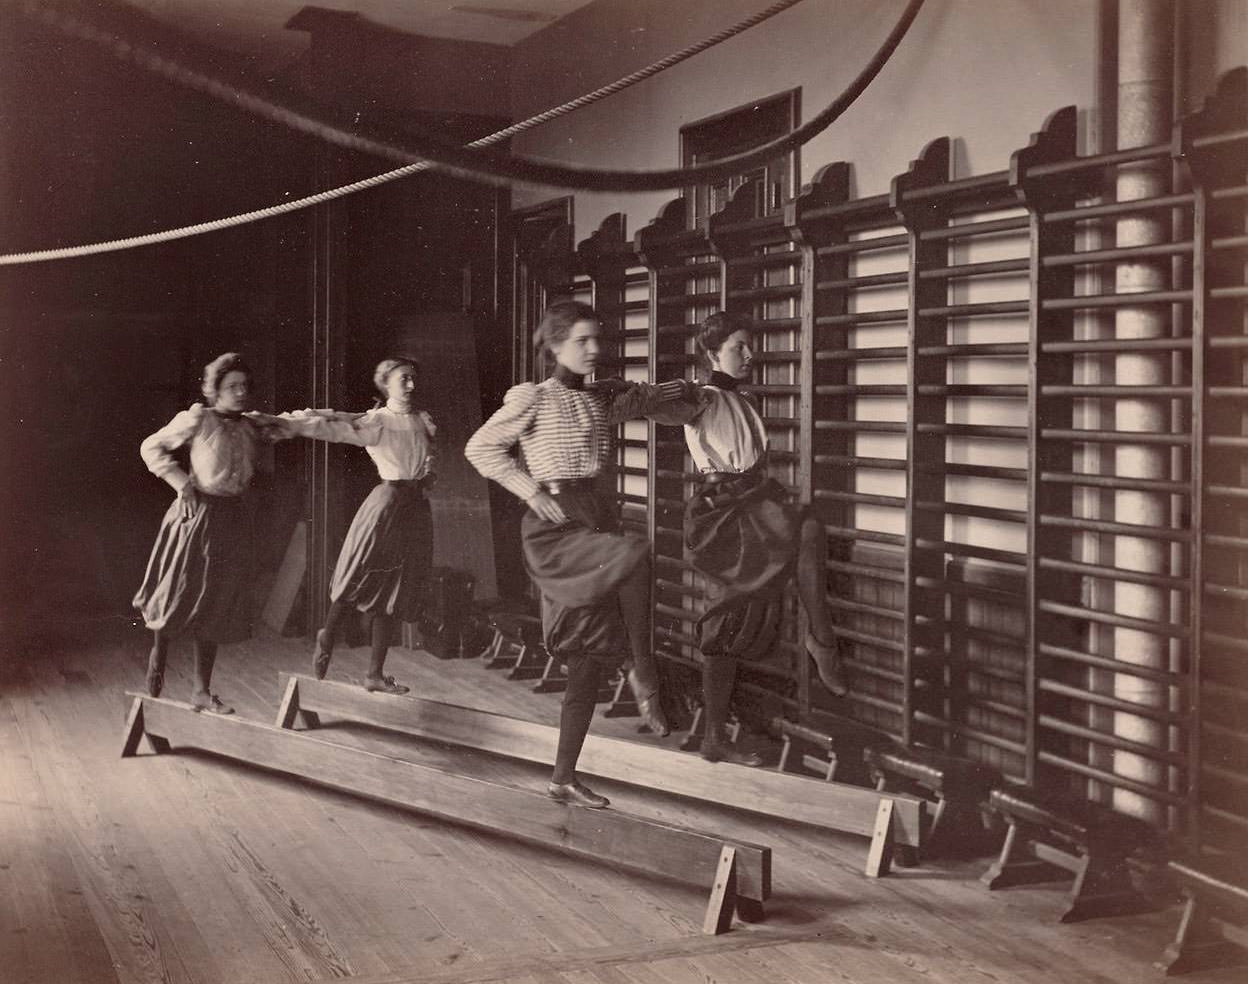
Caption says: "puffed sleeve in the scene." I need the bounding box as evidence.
[418,410,438,474]
[139,403,204,491]
[603,378,703,426]
[464,383,541,502]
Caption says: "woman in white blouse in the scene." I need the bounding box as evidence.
[679,313,848,766]
[256,358,437,695]
[135,353,280,714]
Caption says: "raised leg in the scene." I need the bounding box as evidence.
[617,556,670,736]
[796,515,848,696]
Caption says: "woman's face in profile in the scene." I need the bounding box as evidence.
[551,319,601,377]
[712,329,754,380]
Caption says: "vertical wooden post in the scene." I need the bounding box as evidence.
[893,138,953,749]
[1012,107,1084,788]
[791,164,852,719]
[702,845,739,935]
[1173,68,1247,850]
[865,797,896,878]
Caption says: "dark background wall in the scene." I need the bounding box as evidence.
[0,8,512,648]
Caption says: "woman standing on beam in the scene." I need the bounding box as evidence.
[465,299,687,809]
[679,312,848,766]
[251,357,436,696]
[135,352,280,713]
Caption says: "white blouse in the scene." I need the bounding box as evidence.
[683,385,768,475]
[140,403,272,496]
[282,404,436,481]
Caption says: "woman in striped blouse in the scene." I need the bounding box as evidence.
[679,312,848,766]
[465,300,687,809]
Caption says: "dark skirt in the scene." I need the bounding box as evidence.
[684,470,799,658]
[521,484,647,660]
[133,491,254,643]
[331,480,432,620]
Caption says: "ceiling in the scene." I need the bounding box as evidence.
[125,0,599,71]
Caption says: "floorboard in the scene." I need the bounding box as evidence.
[0,630,1240,984]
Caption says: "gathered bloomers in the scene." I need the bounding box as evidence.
[685,469,797,660]
[331,479,432,620]
[521,482,646,662]
[134,491,255,643]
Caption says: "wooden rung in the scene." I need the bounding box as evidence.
[122,692,770,923]
[275,674,925,853]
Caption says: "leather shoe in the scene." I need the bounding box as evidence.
[806,632,849,697]
[546,780,609,809]
[365,674,410,695]
[636,693,671,737]
[701,739,763,767]
[628,669,671,736]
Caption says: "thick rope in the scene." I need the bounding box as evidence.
[2,0,921,265]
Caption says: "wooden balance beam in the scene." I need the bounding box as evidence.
[274,673,924,877]
[121,694,769,934]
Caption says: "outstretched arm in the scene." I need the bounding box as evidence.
[602,378,704,426]
[247,408,383,447]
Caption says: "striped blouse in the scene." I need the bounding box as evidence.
[465,375,689,502]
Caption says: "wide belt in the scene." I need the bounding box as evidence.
[384,477,429,491]
[543,478,596,496]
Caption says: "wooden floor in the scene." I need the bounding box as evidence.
[0,629,1238,984]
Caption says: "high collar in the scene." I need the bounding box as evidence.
[385,398,417,414]
[709,370,741,391]
[553,364,586,390]
[211,406,244,420]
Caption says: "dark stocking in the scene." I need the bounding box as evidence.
[146,631,169,696]
[702,654,737,744]
[551,655,606,784]
[320,597,353,653]
[796,514,836,644]
[192,637,218,699]
[368,613,391,679]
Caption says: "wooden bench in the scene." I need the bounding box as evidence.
[1157,857,1248,975]
[981,784,1161,922]
[481,611,548,679]
[276,673,926,877]
[773,715,887,788]
[864,744,1001,860]
[121,693,771,934]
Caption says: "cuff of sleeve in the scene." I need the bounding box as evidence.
[504,474,543,503]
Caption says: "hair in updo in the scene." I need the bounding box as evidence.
[694,311,753,371]
[373,357,420,397]
[201,352,252,405]
[533,299,598,353]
